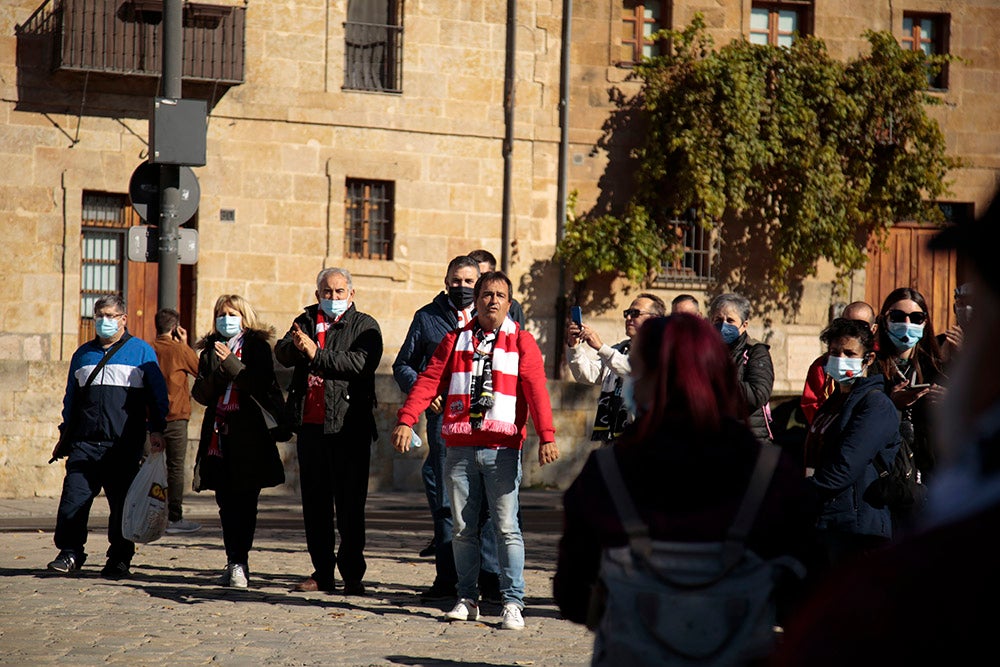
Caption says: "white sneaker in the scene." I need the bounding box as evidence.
[228,563,248,589]
[166,519,201,534]
[501,603,525,630]
[444,598,480,622]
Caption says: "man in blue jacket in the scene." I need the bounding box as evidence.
[48,294,168,579]
[393,255,503,602]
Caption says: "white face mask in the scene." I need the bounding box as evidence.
[321,299,349,318]
[824,355,865,384]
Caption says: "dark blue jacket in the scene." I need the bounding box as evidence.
[809,374,900,538]
[61,332,169,449]
[393,292,458,396]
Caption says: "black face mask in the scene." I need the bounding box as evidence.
[448,286,475,310]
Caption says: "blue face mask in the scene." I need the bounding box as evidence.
[824,355,866,385]
[716,322,741,346]
[95,317,120,339]
[887,322,924,351]
[321,299,349,318]
[215,315,243,339]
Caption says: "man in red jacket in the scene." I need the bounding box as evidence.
[392,271,559,631]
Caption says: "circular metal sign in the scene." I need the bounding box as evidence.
[128,163,201,225]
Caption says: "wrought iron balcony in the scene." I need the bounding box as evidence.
[17,0,245,85]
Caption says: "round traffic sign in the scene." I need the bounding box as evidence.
[128,162,200,224]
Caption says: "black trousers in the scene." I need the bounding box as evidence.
[296,424,371,586]
[54,441,142,564]
[215,485,261,567]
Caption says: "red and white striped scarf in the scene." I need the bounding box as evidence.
[442,317,520,437]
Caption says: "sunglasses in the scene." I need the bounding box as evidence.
[887,309,927,325]
[623,309,650,319]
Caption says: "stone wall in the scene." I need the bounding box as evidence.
[0,361,603,499]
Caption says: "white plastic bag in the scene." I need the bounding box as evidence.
[121,450,169,544]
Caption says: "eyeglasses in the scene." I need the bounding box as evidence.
[95,312,125,320]
[887,309,927,325]
[623,309,651,319]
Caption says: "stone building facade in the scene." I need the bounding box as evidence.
[1,0,997,497]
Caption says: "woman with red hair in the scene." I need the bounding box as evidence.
[553,315,814,649]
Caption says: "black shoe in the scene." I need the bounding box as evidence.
[47,550,85,574]
[420,581,457,602]
[419,538,436,558]
[100,560,131,580]
[343,581,367,596]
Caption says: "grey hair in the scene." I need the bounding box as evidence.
[316,267,353,291]
[708,293,751,323]
[94,293,126,316]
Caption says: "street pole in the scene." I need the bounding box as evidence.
[157,0,183,311]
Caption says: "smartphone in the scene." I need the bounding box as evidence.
[570,306,583,326]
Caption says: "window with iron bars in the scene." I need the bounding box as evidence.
[655,218,718,286]
[345,179,394,260]
[80,192,129,342]
[344,0,403,93]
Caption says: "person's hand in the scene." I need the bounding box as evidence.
[926,383,947,405]
[291,323,318,360]
[429,395,444,415]
[173,324,188,342]
[213,341,231,361]
[940,325,963,364]
[538,441,559,466]
[392,423,413,453]
[566,322,582,347]
[890,380,930,409]
[578,325,604,351]
[149,432,166,453]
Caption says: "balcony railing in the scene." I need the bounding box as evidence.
[17,0,245,85]
[344,21,403,93]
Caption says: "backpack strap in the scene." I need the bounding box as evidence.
[594,447,653,558]
[722,441,781,567]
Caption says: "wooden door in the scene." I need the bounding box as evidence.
[865,223,960,333]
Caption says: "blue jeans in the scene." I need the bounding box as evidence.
[422,413,501,585]
[446,446,524,607]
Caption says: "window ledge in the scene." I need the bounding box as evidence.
[339,258,409,282]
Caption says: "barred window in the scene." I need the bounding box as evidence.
[344,0,403,93]
[80,192,129,342]
[655,217,718,286]
[344,179,394,260]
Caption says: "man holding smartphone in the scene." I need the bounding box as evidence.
[565,293,666,442]
[151,308,202,534]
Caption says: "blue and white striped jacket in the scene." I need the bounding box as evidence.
[61,332,169,447]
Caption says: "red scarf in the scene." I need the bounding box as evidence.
[303,309,333,424]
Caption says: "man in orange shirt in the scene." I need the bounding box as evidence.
[151,308,201,534]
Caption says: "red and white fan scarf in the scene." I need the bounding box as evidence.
[442,317,520,437]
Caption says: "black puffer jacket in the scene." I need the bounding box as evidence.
[730,332,775,442]
[192,329,286,491]
[275,304,383,440]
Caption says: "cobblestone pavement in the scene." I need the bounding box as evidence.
[0,491,593,666]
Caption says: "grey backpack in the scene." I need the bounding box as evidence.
[588,444,805,666]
